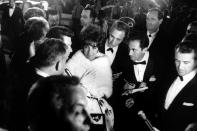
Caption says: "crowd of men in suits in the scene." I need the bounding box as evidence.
[0,0,197,131]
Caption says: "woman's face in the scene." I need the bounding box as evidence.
[83,43,98,61]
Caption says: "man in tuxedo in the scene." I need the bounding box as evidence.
[159,41,197,131]
[99,20,130,75]
[115,33,159,131]
[146,8,175,81]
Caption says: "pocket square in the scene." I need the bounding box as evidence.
[182,102,194,106]
[149,75,156,82]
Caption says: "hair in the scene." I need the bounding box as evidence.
[187,21,197,34]
[147,8,164,20]
[83,4,97,19]
[127,33,149,49]
[47,9,59,16]
[30,38,67,68]
[46,26,74,40]
[175,41,197,60]
[27,75,80,131]
[80,24,104,48]
[182,33,197,42]
[109,20,130,41]
[24,7,46,21]
[28,17,49,41]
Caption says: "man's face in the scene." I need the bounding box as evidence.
[65,86,91,131]
[146,11,162,33]
[175,50,197,76]
[80,10,93,27]
[108,29,125,48]
[48,14,59,27]
[62,35,72,54]
[83,43,98,61]
[9,0,15,8]
[129,40,147,61]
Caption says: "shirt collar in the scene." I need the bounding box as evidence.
[105,40,119,53]
[147,29,159,37]
[35,68,50,77]
[181,69,197,81]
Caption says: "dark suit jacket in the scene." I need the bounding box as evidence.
[99,41,129,74]
[148,28,176,82]
[7,63,43,131]
[1,4,24,50]
[160,73,197,131]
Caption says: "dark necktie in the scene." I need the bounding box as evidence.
[133,61,146,65]
[107,48,113,53]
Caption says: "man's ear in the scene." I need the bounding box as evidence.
[143,47,148,52]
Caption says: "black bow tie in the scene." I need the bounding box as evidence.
[148,34,152,37]
[178,75,183,81]
[133,61,146,65]
[107,48,113,53]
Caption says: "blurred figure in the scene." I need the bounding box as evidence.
[94,10,108,40]
[80,4,97,33]
[72,4,97,52]
[0,0,24,52]
[47,9,60,27]
[28,75,91,131]
[72,0,84,36]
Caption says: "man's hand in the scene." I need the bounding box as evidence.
[112,72,122,81]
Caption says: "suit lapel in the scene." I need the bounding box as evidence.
[167,74,197,111]
[143,56,154,82]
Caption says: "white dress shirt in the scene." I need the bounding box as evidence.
[133,52,149,82]
[105,41,119,65]
[164,70,197,110]
[147,30,159,48]
[9,6,15,17]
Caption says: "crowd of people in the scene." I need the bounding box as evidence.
[0,0,197,131]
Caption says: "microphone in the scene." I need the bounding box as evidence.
[138,110,155,131]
